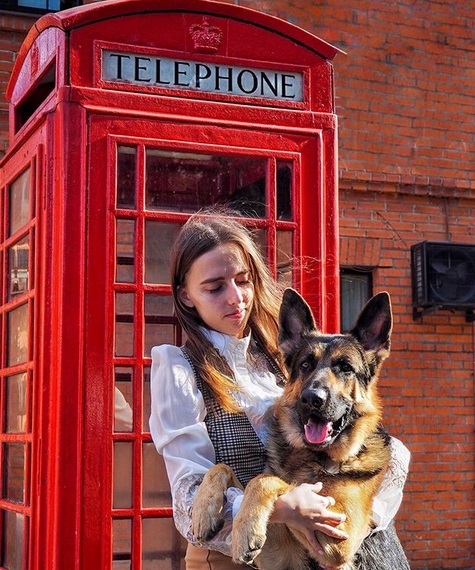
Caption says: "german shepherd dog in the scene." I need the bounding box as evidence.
[191,289,409,570]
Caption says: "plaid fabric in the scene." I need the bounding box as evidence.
[182,348,267,487]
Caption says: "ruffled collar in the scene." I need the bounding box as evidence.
[201,327,251,356]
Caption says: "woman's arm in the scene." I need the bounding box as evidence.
[150,344,240,556]
[371,436,411,532]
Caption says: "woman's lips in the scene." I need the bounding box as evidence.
[226,308,246,319]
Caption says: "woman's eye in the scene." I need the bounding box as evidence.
[236,273,251,285]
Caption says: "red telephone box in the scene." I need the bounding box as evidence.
[0,1,341,567]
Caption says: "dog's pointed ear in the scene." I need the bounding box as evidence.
[278,289,317,356]
[351,292,392,355]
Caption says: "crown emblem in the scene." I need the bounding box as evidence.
[189,18,223,53]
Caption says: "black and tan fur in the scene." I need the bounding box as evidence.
[191,289,407,570]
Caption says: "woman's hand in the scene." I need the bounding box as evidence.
[269,482,349,556]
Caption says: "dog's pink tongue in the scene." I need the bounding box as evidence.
[304,419,331,444]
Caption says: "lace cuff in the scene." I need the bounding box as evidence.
[372,437,410,532]
[173,475,243,557]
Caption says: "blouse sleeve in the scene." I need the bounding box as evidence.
[149,344,241,556]
[371,436,411,532]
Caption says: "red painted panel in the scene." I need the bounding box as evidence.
[1,2,340,567]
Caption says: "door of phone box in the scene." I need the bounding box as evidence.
[0,1,342,568]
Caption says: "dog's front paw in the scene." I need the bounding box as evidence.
[191,492,225,542]
[191,464,243,543]
[232,515,267,565]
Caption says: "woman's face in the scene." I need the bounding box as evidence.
[179,243,254,338]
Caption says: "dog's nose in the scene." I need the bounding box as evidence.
[300,387,328,410]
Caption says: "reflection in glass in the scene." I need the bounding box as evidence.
[3,443,25,503]
[1,510,24,570]
[114,368,133,433]
[144,295,174,318]
[6,373,27,433]
[142,367,151,433]
[144,295,175,358]
[112,561,131,570]
[144,222,181,284]
[253,229,268,263]
[112,518,132,569]
[144,324,174,359]
[117,147,136,210]
[7,304,29,366]
[277,231,293,287]
[9,168,30,237]
[113,442,133,509]
[115,293,135,357]
[276,161,293,221]
[7,236,29,300]
[142,517,187,569]
[116,220,135,283]
[145,149,267,217]
[142,443,172,508]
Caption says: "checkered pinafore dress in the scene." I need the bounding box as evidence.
[181,347,268,488]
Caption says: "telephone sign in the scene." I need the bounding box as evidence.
[102,49,304,101]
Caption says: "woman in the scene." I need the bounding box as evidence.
[150,210,410,569]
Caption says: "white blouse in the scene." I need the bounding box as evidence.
[149,330,410,556]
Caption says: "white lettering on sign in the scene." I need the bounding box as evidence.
[102,50,303,102]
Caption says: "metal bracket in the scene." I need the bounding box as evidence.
[412,306,443,321]
[413,305,475,323]
[465,310,475,323]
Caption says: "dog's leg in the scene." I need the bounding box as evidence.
[314,493,372,570]
[192,464,242,542]
[232,474,292,566]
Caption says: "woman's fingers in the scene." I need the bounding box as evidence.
[301,525,348,561]
[302,528,325,556]
[272,482,349,540]
[314,522,349,540]
[304,485,345,525]
[325,496,335,507]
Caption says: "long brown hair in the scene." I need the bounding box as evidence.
[171,209,284,412]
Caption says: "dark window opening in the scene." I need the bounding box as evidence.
[15,62,56,131]
[340,268,373,332]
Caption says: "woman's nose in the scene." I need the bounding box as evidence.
[228,282,244,305]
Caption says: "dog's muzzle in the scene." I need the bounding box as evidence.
[300,387,352,446]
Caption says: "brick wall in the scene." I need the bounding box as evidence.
[339,183,475,568]
[235,0,475,192]
[323,2,474,567]
[312,1,474,567]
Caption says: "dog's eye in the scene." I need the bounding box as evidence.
[334,359,354,375]
[299,357,314,371]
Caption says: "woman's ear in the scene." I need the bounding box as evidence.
[178,287,194,308]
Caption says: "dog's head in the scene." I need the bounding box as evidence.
[277,288,392,460]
